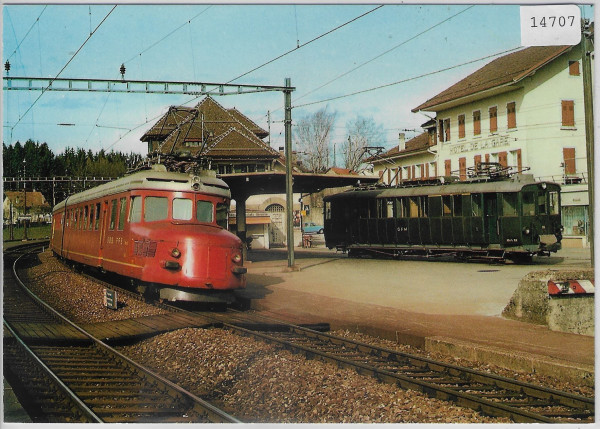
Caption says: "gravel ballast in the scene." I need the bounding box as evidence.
[20,250,593,423]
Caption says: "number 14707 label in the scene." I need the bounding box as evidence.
[520,5,581,46]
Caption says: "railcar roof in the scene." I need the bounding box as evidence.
[324,174,559,200]
[53,165,230,211]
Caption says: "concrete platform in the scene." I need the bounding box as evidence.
[238,246,594,385]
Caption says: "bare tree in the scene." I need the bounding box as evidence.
[294,107,336,173]
[342,115,384,171]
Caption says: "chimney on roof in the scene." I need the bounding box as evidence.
[398,133,406,151]
[279,146,284,155]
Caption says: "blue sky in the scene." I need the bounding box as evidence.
[2,3,595,160]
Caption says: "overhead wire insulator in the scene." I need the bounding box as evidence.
[5,60,10,75]
[120,63,126,80]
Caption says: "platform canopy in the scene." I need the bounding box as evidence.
[220,170,378,198]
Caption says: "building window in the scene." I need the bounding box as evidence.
[473,110,481,136]
[561,100,575,127]
[444,118,450,142]
[444,159,451,176]
[489,106,497,133]
[459,157,466,181]
[563,147,576,175]
[498,151,508,168]
[569,60,580,76]
[458,114,465,139]
[507,102,517,129]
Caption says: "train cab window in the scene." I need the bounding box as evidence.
[325,201,332,220]
[471,194,482,216]
[522,192,535,216]
[144,197,168,222]
[197,200,214,223]
[173,198,193,220]
[442,196,452,216]
[549,191,559,215]
[109,199,118,229]
[95,203,101,230]
[129,197,141,223]
[502,193,518,217]
[118,198,127,230]
[216,202,228,228]
[538,193,547,215]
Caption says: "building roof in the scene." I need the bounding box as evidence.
[227,108,269,139]
[145,96,279,160]
[326,167,357,175]
[366,132,432,164]
[412,45,573,112]
[4,191,50,209]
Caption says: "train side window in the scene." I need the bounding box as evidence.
[386,199,394,218]
[419,197,428,218]
[109,199,118,229]
[83,206,89,230]
[216,202,228,228]
[549,191,559,215]
[325,201,332,220]
[129,197,141,223]
[95,203,101,230]
[461,195,471,217]
[471,194,482,216]
[442,195,452,216]
[173,198,193,220]
[197,200,214,223]
[453,195,462,217]
[145,197,168,222]
[89,205,94,230]
[502,193,518,217]
[358,200,368,218]
[74,209,79,229]
[538,193,547,214]
[522,192,535,216]
[428,196,441,217]
[409,197,419,218]
[368,199,377,218]
[118,198,127,230]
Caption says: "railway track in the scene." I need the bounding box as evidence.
[3,244,239,423]
[17,244,595,423]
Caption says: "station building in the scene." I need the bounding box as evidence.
[386,43,591,248]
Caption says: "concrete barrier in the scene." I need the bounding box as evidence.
[502,269,594,335]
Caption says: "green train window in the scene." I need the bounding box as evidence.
[409,197,419,218]
[216,202,228,228]
[145,197,168,222]
[386,199,394,218]
[453,195,462,217]
[471,194,482,216]
[395,198,409,218]
[196,200,214,223]
[538,193,547,214]
[95,203,101,230]
[522,192,535,216]
[173,198,193,220]
[502,193,518,217]
[428,196,441,217]
[549,191,559,215]
[442,195,452,216]
[419,197,428,218]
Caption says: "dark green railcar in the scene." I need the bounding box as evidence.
[323,173,562,262]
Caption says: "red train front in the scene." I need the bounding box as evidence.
[50,165,246,303]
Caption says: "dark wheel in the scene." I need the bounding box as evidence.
[508,253,533,264]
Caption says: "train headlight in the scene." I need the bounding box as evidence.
[171,248,181,258]
[232,253,242,263]
[523,227,531,236]
[192,176,201,191]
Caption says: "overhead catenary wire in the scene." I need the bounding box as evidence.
[10,5,118,134]
[6,5,47,62]
[293,46,522,109]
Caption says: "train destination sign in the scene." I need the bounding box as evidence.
[449,134,510,155]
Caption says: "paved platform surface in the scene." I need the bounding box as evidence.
[239,245,594,382]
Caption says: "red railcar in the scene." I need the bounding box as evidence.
[50,165,246,303]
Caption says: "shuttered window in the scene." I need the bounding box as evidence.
[458,114,465,139]
[459,157,466,180]
[444,118,450,142]
[569,60,580,76]
[473,110,481,135]
[444,159,451,176]
[563,147,576,174]
[474,155,482,172]
[507,102,516,129]
[562,100,575,127]
[489,106,497,133]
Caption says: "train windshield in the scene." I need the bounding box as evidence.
[196,200,214,223]
[173,198,193,220]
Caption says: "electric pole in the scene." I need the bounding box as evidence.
[581,19,594,265]
[284,78,295,268]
